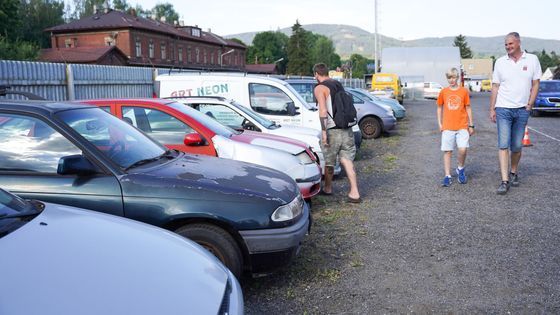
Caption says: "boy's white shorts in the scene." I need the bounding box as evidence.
[441,129,469,151]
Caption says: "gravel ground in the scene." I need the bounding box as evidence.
[243,93,560,314]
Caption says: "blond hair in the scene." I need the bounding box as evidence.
[446,68,459,78]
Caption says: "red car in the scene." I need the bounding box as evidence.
[80,99,321,199]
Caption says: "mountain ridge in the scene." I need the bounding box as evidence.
[226,24,560,59]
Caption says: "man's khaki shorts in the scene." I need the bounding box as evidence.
[321,128,356,166]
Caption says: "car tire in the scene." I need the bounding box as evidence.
[176,223,243,278]
[359,116,382,139]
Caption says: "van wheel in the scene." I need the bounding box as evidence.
[359,116,382,139]
[176,223,243,278]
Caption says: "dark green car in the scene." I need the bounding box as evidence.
[0,100,309,277]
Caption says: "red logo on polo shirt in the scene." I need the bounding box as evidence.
[523,65,528,71]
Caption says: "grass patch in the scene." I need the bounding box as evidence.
[317,268,341,283]
[315,207,355,225]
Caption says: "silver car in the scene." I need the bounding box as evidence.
[0,188,243,315]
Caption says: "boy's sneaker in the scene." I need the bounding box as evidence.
[442,176,452,187]
[456,167,467,184]
[496,181,510,195]
[510,172,519,187]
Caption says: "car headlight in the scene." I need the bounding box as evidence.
[296,151,313,164]
[271,194,304,222]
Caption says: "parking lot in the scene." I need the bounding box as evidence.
[244,92,560,314]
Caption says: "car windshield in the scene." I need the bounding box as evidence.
[56,108,166,169]
[167,101,239,137]
[0,188,40,237]
[351,89,376,102]
[539,81,560,93]
[228,100,277,129]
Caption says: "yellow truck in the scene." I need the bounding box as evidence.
[366,73,404,104]
[481,79,492,92]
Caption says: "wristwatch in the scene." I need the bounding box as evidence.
[469,125,475,128]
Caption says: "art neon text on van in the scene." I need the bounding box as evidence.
[170,84,229,97]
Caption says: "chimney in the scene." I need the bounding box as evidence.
[207,28,211,33]
[179,20,184,26]
[93,4,98,14]
[103,0,110,13]
[160,16,166,23]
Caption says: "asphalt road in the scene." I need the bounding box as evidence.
[243,92,560,314]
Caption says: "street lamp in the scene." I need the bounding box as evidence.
[220,49,234,66]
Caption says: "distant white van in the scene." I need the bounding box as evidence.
[155,72,362,147]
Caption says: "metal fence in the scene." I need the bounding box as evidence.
[0,60,156,101]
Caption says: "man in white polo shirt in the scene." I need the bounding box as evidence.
[490,32,542,195]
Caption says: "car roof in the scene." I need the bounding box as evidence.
[78,98,177,105]
[0,99,95,115]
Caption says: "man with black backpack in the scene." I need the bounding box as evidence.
[313,63,361,203]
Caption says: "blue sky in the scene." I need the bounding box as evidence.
[130,0,559,40]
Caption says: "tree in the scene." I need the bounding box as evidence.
[0,35,39,60]
[453,34,473,59]
[246,31,288,73]
[0,0,20,40]
[151,3,179,24]
[348,53,369,78]
[112,0,129,11]
[18,0,65,48]
[534,49,560,71]
[286,21,312,75]
[310,34,340,68]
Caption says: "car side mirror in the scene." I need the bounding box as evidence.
[242,120,260,131]
[287,102,297,116]
[184,133,204,146]
[58,154,98,175]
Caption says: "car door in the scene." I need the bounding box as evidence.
[115,104,217,156]
[0,111,124,216]
[248,82,301,126]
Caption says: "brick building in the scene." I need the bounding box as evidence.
[40,9,246,70]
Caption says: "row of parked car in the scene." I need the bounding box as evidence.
[0,73,405,314]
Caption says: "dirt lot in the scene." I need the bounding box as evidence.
[243,93,560,314]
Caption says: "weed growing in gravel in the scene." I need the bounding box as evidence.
[318,268,341,283]
[382,135,401,147]
[350,253,364,268]
[382,153,398,171]
[315,207,354,224]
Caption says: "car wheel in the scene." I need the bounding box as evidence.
[176,223,243,278]
[359,116,382,139]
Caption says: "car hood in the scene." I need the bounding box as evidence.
[122,152,298,204]
[0,203,237,315]
[231,130,306,155]
[275,124,321,137]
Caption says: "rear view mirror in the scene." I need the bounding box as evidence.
[58,155,98,175]
[184,133,204,146]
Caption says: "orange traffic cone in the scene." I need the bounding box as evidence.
[522,126,533,147]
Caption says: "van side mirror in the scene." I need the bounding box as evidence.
[184,133,204,146]
[58,154,98,175]
[287,102,298,116]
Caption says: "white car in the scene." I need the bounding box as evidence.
[0,188,243,315]
[424,82,443,99]
[168,96,335,173]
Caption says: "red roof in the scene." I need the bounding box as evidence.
[38,46,126,63]
[45,10,245,48]
[245,64,278,74]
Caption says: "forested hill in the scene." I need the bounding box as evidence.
[227,24,560,59]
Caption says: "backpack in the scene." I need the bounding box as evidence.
[322,80,357,129]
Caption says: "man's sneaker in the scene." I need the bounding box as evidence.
[497,181,510,195]
[510,172,519,187]
[442,176,452,187]
[456,167,467,184]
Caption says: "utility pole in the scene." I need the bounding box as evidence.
[374,0,378,74]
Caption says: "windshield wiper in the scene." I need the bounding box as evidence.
[124,150,176,171]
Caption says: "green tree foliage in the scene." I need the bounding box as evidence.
[287,21,312,75]
[533,49,560,71]
[112,0,129,11]
[0,0,20,40]
[151,3,179,24]
[309,34,340,68]
[0,35,39,60]
[18,0,65,48]
[246,31,288,73]
[453,34,473,59]
[348,53,370,78]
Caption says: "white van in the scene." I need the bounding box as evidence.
[155,72,362,146]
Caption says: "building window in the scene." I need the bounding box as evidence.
[191,28,201,37]
[149,40,154,58]
[170,43,175,61]
[135,39,142,57]
[195,48,200,63]
[210,51,214,65]
[187,46,192,62]
[178,47,183,62]
[161,42,167,60]
[203,49,207,64]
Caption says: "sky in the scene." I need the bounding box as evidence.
[128,0,560,41]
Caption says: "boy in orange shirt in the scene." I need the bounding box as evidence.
[437,68,474,187]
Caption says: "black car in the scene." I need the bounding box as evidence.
[0,100,309,277]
